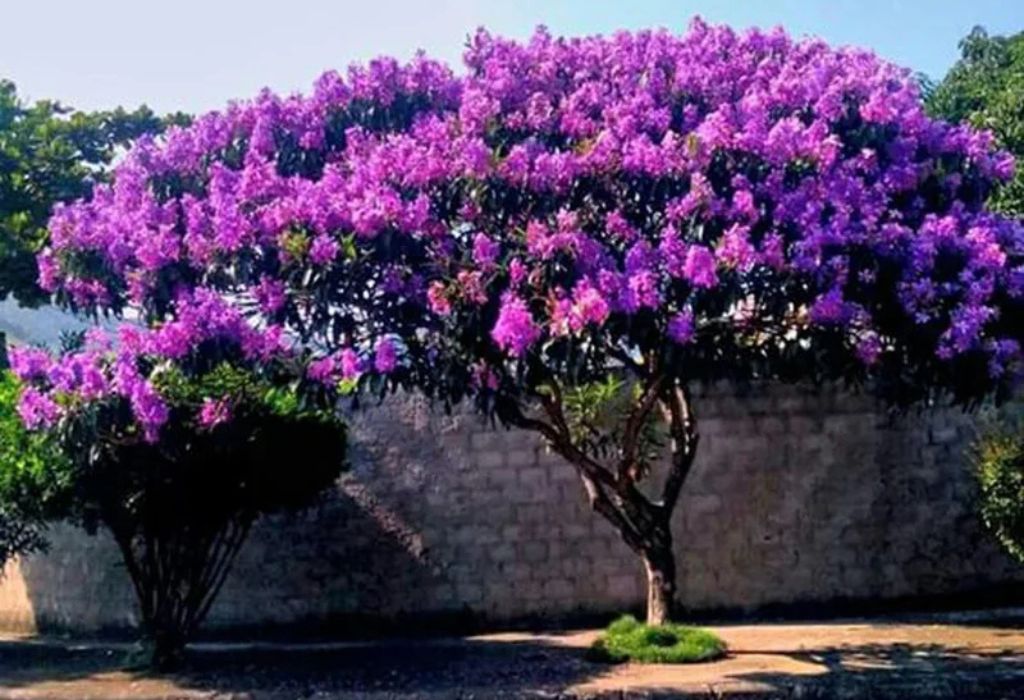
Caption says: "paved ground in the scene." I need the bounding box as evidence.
[1,609,1024,698]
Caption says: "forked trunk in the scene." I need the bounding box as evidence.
[506,376,696,629]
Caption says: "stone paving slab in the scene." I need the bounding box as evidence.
[1,609,1024,698]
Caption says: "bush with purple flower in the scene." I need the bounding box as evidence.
[5,296,346,669]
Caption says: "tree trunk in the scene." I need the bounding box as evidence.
[108,518,252,671]
[148,626,187,672]
[641,534,676,625]
[505,378,696,628]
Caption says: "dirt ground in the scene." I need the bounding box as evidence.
[1,609,1024,699]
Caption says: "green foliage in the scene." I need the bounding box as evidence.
[588,614,726,664]
[152,361,314,421]
[973,421,1024,562]
[560,377,667,475]
[927,27,1024,216]
[0,371,70,569]
[0,80,187,306]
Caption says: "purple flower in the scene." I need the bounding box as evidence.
[129,381,169,443]
[682,246,718,289]
[9,347,51,382]
[374,338,398,373]
[30,19,1024,410]
[668,311,696,345]
[716,224,757,271]
[472,233,500,267]
[16,388,61,429]
[198,398,232,428]
[492,294,541,357]
[340,348,364,378]
[508,258,527,286]
[810,289,852,325]
[254,276,287,314]
[855,332,884,365]
[427,281,452,315]
[571,280,610,328]
[307,356,337,384]
[310,235,340,265]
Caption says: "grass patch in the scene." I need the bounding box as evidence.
[587,615,726,664]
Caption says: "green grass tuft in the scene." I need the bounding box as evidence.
[588,614,727,664]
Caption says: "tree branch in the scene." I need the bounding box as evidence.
[660,383,699,516]
[616,373,665,484]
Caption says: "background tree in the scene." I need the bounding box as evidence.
[927,27,1024,217]
[973,420,1024,566]
[7,294,347,669]
[36,21,1024,624]
[0,371,70,570]
[0,80,184,307]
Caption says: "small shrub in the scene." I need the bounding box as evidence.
[588,614,726,664]
[974,423,1024,562]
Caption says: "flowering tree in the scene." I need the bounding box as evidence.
[0,80,183,307]
[37,21,1024,623]
[927,27,1024,218]
[8,296,346,668]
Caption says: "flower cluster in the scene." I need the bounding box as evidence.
[33,19,1024,414]
[10,291,288,441]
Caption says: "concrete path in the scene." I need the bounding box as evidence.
[1,609,1024,698]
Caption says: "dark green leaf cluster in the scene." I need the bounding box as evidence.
[0,360,346,566]
[974,419,1024,563]
[50,363,347,538]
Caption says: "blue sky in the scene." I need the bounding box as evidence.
[2,1,1021,115]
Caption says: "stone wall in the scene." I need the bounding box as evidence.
[1,384,1021,634]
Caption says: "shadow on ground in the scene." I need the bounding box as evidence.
[2,634,1024,698]
[698,641,1024,699]
[0,635,603,698]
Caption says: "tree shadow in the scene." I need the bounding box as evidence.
[0,637,131,689]
[5,636,1024,698]
[719,641,1024,699]
[0,634,606,697]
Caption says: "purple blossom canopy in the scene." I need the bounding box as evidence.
[33,19,1024,424]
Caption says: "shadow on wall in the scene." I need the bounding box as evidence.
[8,475,444,638]
[3,386,1024,639]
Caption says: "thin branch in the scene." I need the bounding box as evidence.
[616,373,665,484]
[660,383,699,516]
[504,397,619,492]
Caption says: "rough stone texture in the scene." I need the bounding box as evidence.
[1,384,1021,633]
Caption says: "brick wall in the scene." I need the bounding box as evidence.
[1,383,1021,634]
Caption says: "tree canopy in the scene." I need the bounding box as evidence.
[22,19,1024,623]
[928,27,1024,217]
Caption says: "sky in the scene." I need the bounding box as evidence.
[1,1,1022,115]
